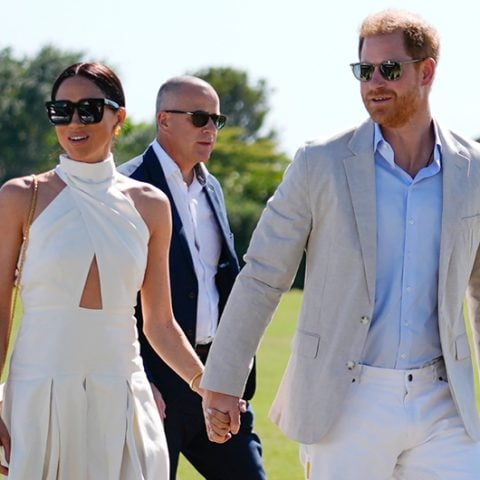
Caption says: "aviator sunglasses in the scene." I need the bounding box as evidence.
[350,58,424,82]
[164,110,227,130]
[45,97,120,125]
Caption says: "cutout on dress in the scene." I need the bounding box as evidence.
[79,255,103,309]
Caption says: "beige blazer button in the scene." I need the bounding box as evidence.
[360,316,370,325]
[346,361,356,370]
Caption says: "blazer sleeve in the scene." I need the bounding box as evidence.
[466,242,480,374]
[201,146,313,396]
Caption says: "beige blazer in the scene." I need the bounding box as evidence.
[201,119,480,444]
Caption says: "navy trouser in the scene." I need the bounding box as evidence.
[164,401,266,480]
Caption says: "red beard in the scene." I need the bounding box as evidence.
[363,86,421,128]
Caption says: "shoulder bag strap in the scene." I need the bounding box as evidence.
[1,175,38,381]
[11,174,38,322]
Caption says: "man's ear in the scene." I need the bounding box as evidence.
[421,57,436,85]
[158,111,169,130]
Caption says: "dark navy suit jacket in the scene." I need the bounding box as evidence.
[121,145,256,407]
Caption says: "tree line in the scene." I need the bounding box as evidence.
[0,46,305,286]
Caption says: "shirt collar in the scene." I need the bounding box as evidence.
[373,122,443,170]
[152,139,210,185]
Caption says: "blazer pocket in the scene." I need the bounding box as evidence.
[455,333,471,360]
[292,330,321,358]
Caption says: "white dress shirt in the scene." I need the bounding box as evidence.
[151,141,221,345]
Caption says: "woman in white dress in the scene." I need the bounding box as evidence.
[0,63,213,479]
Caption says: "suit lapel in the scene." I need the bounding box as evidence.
[338,120,471,322]
[142,146,194,270]
[438,128,471,299]
[204,182,229,240]
[343,120,377,305]
[197,165,238,263]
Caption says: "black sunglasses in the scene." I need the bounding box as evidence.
[45,97,120,125]
[164,110,227,130]
[350,58,424,82]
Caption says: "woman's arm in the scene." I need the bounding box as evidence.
[124,179,233,437]
[0,178,32,376]
[136,186,204,391]
[0,176,33,473]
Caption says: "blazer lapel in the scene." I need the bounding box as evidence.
[341,121,470,314]
[438,127,471,300]
[196,164,238,263]
[343,120,377,305]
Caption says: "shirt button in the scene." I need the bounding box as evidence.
[409,218,415,225]
[360,316,370,325]
[346,361,356,370]
[188,291,196,299]
[406,286,412,293]
[400,353,407,359]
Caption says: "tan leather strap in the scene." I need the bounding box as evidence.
[2,175,38,378]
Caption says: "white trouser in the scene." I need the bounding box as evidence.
[300,359,480,479]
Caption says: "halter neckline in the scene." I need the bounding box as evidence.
[55,154,116,191]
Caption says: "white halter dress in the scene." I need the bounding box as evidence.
[1,155,169,479]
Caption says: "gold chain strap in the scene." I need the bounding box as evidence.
[11,175,38,324]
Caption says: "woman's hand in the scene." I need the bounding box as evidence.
[0,416,10,475]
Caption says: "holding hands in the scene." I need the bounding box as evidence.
[202,390,246,443]
[152,371,246,443]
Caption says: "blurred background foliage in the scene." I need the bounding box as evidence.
[0,47,305,287]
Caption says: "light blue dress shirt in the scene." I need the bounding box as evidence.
[361,123,444,369]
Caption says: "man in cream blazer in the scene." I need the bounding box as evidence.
[201,9,480,479]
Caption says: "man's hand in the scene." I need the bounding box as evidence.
[150,383,167,421]
[202,390,246,443]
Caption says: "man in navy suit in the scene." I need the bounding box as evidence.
[118,76,265,480]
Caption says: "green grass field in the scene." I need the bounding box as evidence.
[178,289,304,479]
